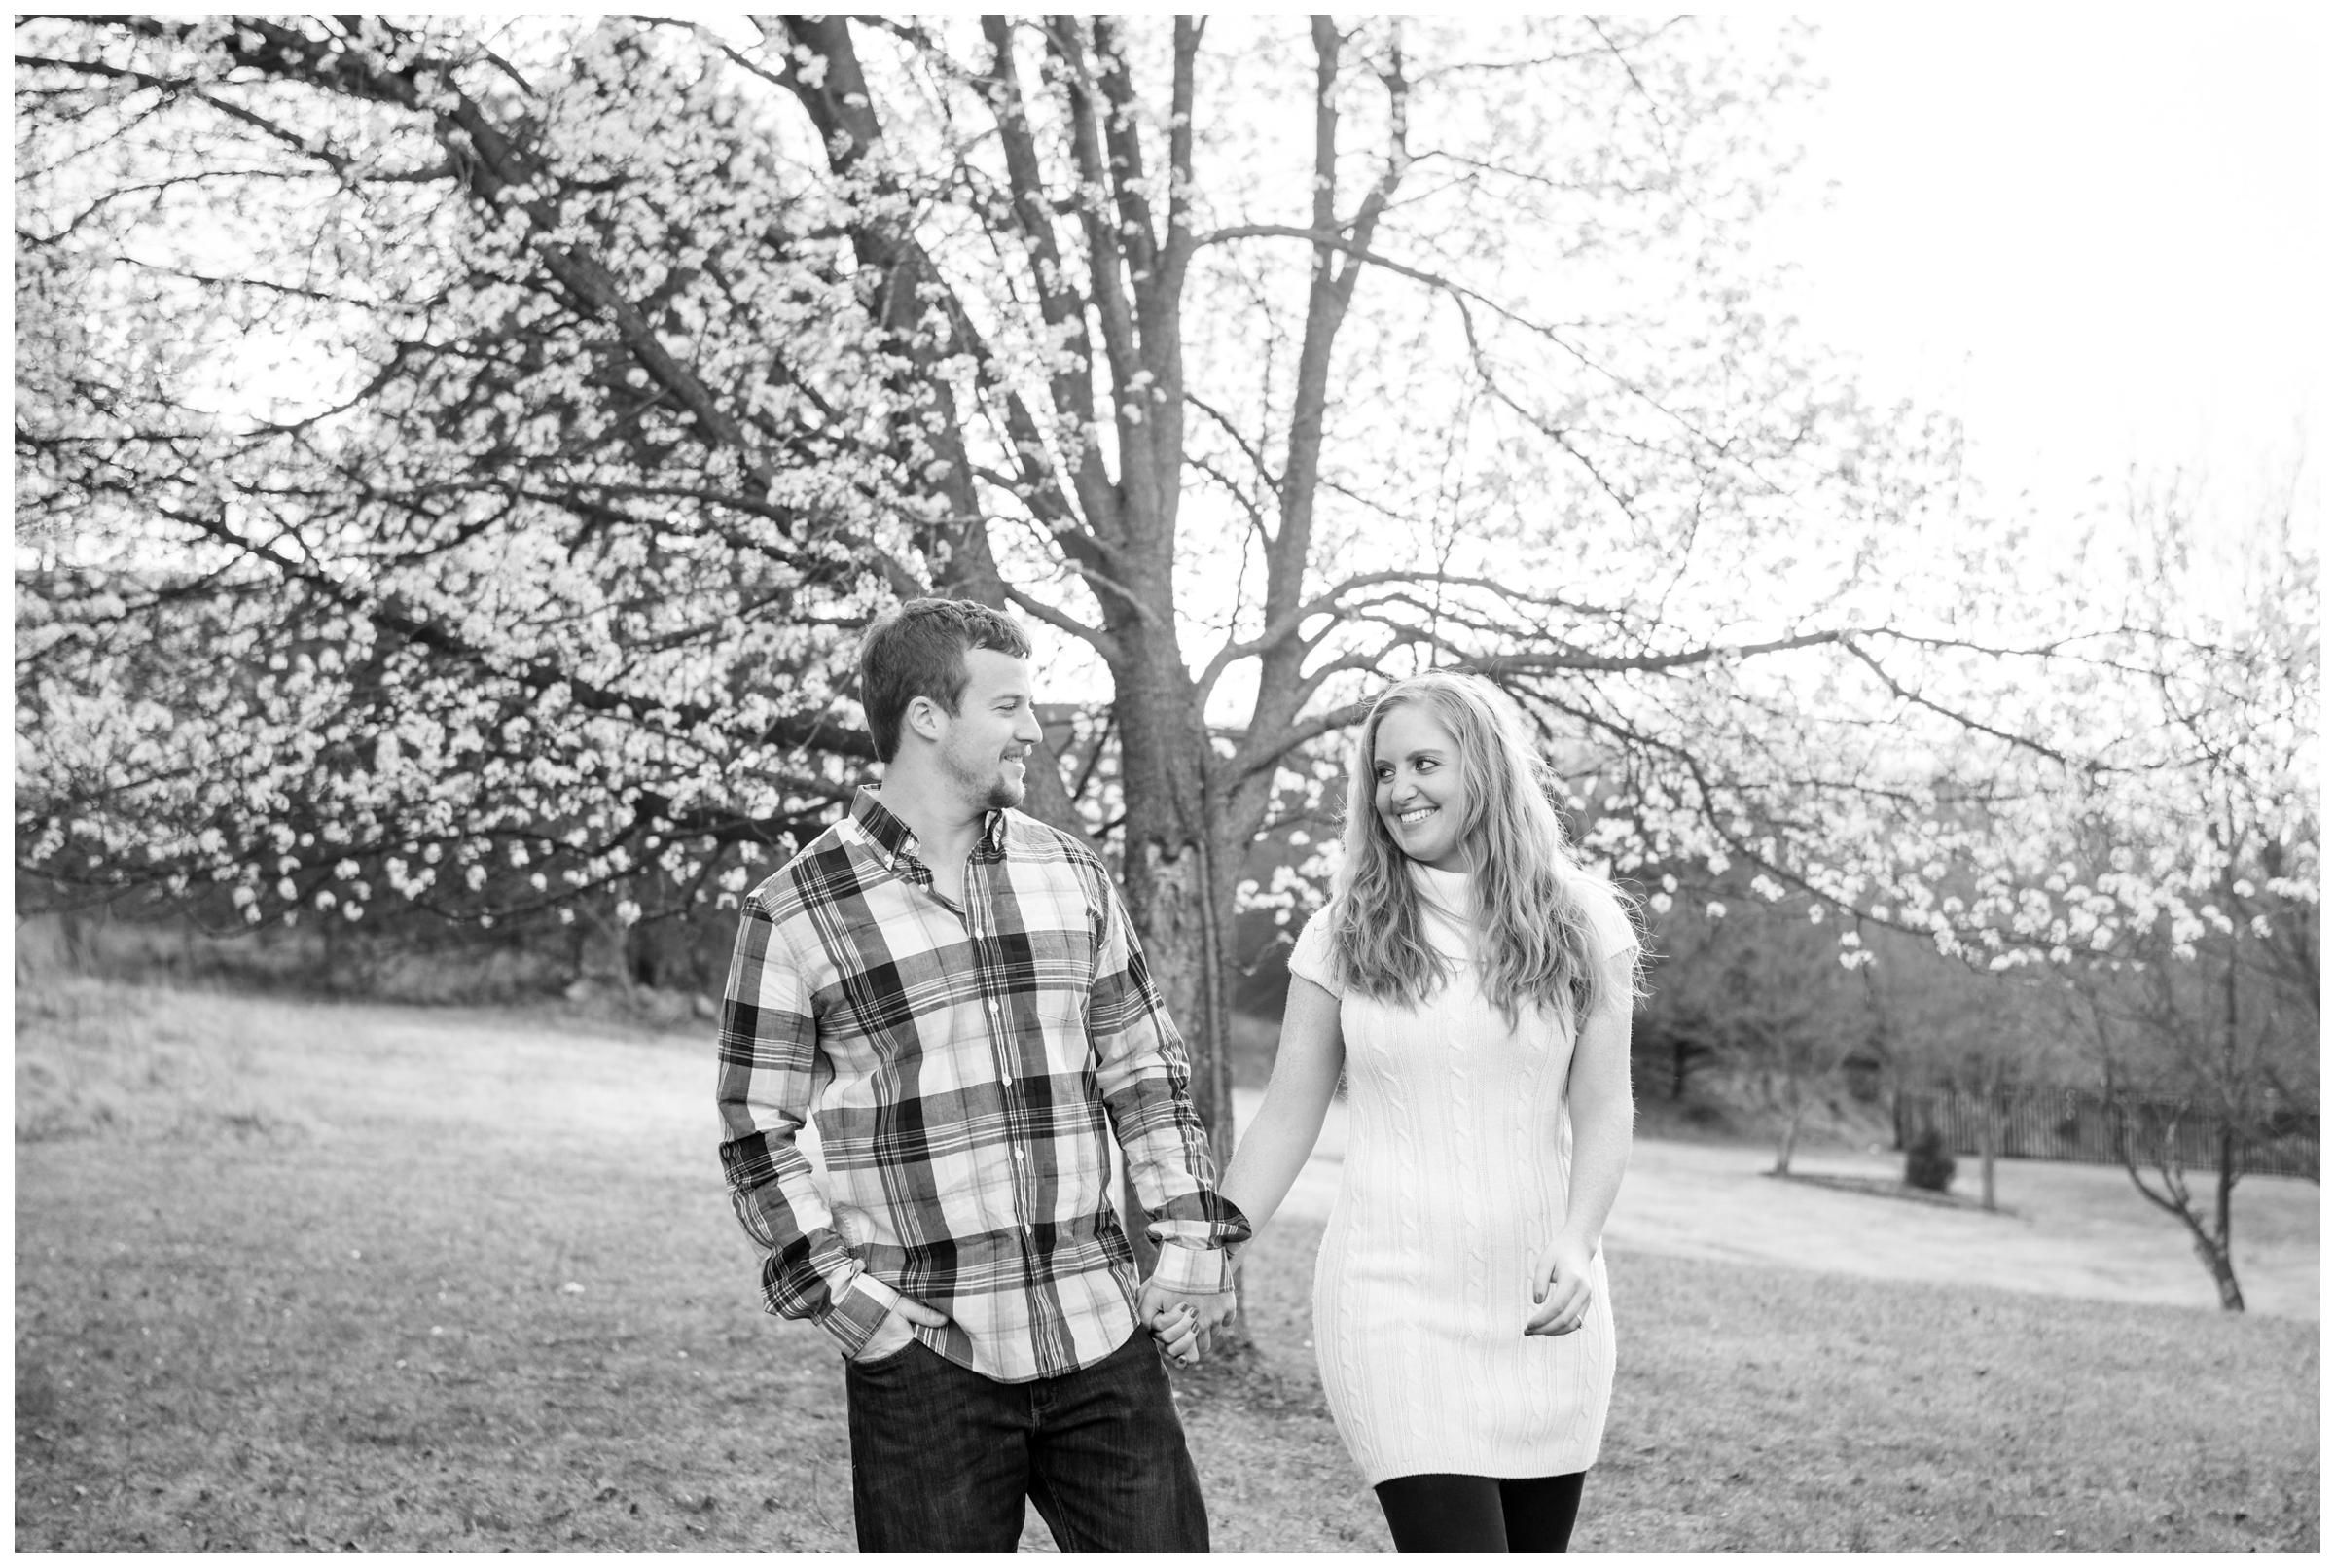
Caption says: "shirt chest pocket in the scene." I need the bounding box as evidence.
[1029,986,1089,1070]
[1007,925,1096,1073]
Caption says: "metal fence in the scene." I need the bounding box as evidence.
[1893,1087,2320,1182]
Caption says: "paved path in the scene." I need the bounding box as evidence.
[1228,1088,2319,1321]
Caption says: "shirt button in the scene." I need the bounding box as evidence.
[1013,1147,1026,1162]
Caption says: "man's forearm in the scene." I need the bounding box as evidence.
[1091,1015,1249,1250]
[719,1131,897,1352]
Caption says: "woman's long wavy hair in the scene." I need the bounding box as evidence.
[1326,671,1640,1026]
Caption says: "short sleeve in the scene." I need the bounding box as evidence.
[1284,906,1346,999]
[1574,874,1640,968]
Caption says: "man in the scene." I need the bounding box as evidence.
[716,596,1246,1552]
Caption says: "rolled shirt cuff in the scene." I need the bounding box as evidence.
[816,1268,901,1357]
[1141,1191,1252,1252]
[1148,1238,1230,1296]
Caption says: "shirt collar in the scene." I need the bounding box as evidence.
[850,786,1011,865]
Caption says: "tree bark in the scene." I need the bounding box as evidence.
[1110,638,1239,1173]
[2197,1232,2247,1312]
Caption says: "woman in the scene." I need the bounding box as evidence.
[1203,671,1640,1551]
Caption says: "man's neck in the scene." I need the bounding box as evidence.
[872,766,988,871]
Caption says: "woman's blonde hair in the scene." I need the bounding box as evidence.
[1326,671,1639,1025]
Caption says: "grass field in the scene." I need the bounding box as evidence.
[14,978,2319,1552]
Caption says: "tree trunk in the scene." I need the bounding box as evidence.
[1108,626,1249,1333]
[2110,1089,2252,1314]
[1772,1100,1803,1176]
[58,906,92,972]
[1115,726,1237,1165]
[321,913,342,993]
[2211,1117,2243,1310]
[2205,867,2246,1311]
[1979,1062,2001,1212]
[2195,1229,2246,1311]
[572,892,638,1000]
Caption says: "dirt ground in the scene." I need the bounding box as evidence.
[1234,1089,2320,1322]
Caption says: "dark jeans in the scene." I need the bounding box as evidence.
[843,1327,1209,1552]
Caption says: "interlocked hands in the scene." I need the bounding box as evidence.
[1139,1278,1237,1368]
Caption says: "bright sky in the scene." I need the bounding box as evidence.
[1775,11,2328,530]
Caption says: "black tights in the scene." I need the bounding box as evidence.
[1373,1471,1585,1553]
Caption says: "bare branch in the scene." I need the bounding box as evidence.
[999,581,1125,664]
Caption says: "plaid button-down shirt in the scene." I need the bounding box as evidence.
[717,788,1248,1382]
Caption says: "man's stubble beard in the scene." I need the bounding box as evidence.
[943,739,1025,812]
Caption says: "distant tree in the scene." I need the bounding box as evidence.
[2063,869,2317,1310]
[1636,876,1880,1175]
[2046,477,2318,1310]
[1865,940,2075,1210]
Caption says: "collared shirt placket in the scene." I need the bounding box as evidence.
[964,837,1039,1250]
[905,824,1037,1252]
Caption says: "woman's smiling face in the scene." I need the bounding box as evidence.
[1372,701,1472,873]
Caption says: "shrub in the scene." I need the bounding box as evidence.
[1904,1126,1957,1192]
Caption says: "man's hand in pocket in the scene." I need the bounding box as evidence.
[850,1294,949,1363]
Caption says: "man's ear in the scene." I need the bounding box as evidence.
[901,694,949,746]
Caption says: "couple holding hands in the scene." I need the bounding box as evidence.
[716,597,1638,1553]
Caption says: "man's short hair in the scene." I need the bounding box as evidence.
[857,597,1033,763]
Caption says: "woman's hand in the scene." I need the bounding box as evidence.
[1525,1235,1597,1336]
[1137,1278,1236,1364]
[1149,1302,1201,1368]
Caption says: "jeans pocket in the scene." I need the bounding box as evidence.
[848,1335,920,1371]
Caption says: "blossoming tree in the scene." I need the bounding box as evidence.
[15,16,2260,1172]
[2051,480,2319,1309]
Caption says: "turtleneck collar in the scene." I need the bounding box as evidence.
[1408,859,1473,918]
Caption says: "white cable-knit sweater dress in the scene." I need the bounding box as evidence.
[1285,863,1636,1484]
